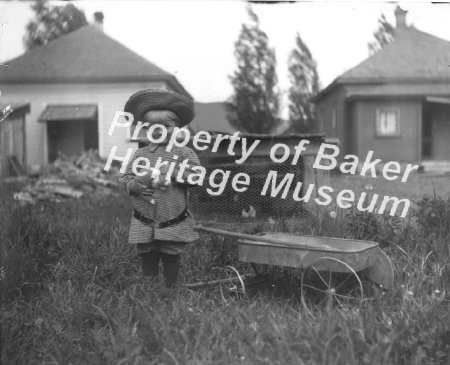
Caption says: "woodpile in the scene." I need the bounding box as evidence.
[13,150,121,205]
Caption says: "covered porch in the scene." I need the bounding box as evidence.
[421,97,450,172]
[39,104,99,162]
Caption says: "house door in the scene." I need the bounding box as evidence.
[430,104,450,160]
[423,100,450,161]
[47,120,99,162]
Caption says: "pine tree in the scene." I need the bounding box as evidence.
[24,0,88,50]
[287,32,319,133]
[368,14,395,55]
[226,6,280,134]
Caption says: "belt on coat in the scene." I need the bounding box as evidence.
[133,208,189,229]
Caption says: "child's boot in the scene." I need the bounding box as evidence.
[141,250,160,279]
[161,253,180,287]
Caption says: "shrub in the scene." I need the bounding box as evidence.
[413,194,450,239]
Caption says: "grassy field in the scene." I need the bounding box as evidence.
[1,173,449,365]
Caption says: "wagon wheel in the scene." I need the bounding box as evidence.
[217,265,247,302]
[300,257,364,315]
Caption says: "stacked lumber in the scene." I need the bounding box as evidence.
[13,150,121,205]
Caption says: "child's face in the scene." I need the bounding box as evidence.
[147,119,178,145]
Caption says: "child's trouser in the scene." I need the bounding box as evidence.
[137,240,191,287]
[140,250,180,287]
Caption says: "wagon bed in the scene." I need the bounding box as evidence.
[196,226,394,291]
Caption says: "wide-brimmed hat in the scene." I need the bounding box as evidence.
[124,89,195,126]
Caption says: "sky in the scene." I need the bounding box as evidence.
[1,0,450,110]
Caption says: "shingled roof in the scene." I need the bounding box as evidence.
[316,21,450,100]
[341,27,450,81]
[0,25,189,96]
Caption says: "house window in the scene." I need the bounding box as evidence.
[376,109,400,137]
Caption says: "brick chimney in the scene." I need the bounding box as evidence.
[93,12,104,31]
[394,5,407,29]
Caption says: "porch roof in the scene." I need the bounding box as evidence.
[426,97,450,105]
[38,104,97,122]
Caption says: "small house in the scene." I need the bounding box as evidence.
[315,6,450,168]
[0,21,190,170]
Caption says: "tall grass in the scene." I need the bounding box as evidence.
[1,181,449,364]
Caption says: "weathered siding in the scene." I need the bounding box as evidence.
[0,114,26,177]
[348,100,358,156]
[0,81,167,167]
[351,100,421,162]
[316,86,349,152]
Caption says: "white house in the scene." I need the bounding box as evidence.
[0,23,190,169]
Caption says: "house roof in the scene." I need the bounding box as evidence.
[191,102,235,134]
[316,26,450,101]
[0,25,190,96]
[342,27,450,80]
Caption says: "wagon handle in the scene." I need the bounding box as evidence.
[194,225,355,252]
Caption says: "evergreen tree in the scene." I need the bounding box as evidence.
[287,32,319,133]
[368,14,395,55]
[24,0,88,50]
[226,6,280,134]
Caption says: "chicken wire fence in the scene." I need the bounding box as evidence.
[188,151,331,225]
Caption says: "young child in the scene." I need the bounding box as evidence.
[120,89,201,287]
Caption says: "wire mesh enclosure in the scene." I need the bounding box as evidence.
[187,133,330,223]
[136,133,330,224]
